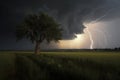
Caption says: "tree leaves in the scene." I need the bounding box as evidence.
[16,12,62,44]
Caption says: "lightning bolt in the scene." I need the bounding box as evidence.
[86,27,94,49]
[83,23,94,49]
[89,9,113,48]
[83,9,113,49]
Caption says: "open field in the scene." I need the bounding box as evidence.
[0,51,120,80]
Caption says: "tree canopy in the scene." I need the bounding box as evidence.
[16,12,62,54]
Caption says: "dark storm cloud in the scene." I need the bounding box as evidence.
[40,0,107,39]
[0,0,106,38]
[1,0,120,49]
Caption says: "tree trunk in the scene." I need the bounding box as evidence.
[34,41,40,55]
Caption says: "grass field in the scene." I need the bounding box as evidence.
[0,51,120,80]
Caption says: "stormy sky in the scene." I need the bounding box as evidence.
[0,0,120,50]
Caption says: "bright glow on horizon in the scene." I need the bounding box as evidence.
[58,34,85,49]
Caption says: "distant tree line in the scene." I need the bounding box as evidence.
[114,47,120,50]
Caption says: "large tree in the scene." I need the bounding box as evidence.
[16,12,62,54]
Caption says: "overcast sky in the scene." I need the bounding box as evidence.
[1,0,120,50]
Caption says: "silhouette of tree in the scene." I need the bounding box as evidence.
[16,12,62,54]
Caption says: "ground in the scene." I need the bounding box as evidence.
[0,51,120,80]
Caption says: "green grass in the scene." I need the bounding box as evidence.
[0,53,15,80]
[0,51,120,80]
[42,52,120,64]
